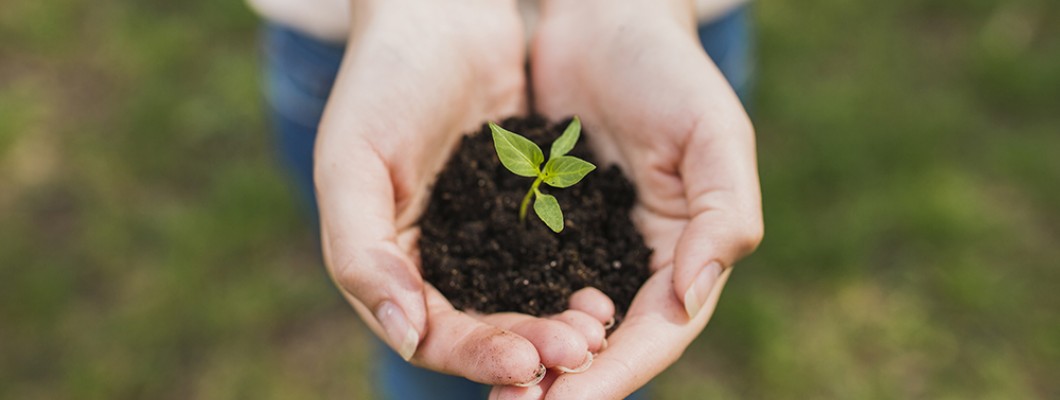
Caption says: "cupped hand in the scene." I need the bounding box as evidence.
[491,0,764,397]
[315,0,610,386]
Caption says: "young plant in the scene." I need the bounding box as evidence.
[489,117,596,233]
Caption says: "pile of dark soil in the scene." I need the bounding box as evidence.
[419,116,651,320]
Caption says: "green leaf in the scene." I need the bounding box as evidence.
[490,122,544,178]
[533,192,564,232]
[550,116,581,159]
[542,156,596,188]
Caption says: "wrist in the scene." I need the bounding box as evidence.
[350,0,518,21]
[540,0,696,27]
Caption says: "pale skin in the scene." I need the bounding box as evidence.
[315,0,762,398]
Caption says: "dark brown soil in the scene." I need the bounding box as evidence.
[419,116,651,320]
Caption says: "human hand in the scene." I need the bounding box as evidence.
[491,0,764,397]
[314,0,612,386]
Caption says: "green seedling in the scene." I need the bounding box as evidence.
[489,117,596,233]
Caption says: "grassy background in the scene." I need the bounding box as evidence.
[1,0,1057,398]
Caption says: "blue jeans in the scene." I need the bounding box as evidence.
[262,6,753,399]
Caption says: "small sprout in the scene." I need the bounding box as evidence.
[490,117,595,233]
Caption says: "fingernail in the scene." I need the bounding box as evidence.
[684,261,723,319]
[602,317,615,330]
[375,301,419,361]
[514,364,547,387]
[557,351,594,374]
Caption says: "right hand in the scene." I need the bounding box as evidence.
[491,0,762,397]
[314,0,610,386]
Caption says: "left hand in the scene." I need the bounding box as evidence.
[491,0,763,398]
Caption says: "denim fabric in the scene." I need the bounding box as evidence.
[262,6,753,399]
[262,25,344,220]
[698,6,754,104]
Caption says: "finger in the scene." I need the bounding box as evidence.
[545,266,732,400]
[317,141,429,361]
[481,313,593,372]
[346,285,548,386]
[673,113,763,319]
[549,310,607,353]
[490,372,559,400]
[567,287,615,326]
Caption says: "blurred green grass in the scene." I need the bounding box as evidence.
[1,0,1057,398]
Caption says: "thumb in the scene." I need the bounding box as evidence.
[672,209,760,320]
[325,236,427,362]
[316,140,427,361]
[672,116,763,320]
